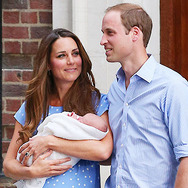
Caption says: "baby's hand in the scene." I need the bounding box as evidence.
[67,112,80,120]
[67,112,74,117]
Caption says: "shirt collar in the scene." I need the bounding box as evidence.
[116,67,125,82]
[116,54,157,83]
[135,54,157,83]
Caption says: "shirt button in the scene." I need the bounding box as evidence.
[121,144,124,147]
[119,165,122,169]
[125,102,129,106]
[117,185,120,188]
[123,123,126,127]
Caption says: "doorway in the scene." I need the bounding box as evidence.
[160,0,188,80]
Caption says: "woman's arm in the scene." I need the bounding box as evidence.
[19,111,113,162]
[49,111,113,161]
[3,121,71,180]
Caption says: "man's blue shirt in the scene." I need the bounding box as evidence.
[106,55,188,188]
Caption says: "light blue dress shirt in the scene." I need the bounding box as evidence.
[105,55,188,188]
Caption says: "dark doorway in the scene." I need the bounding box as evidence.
[160,0,188,80]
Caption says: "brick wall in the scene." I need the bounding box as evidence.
[1,0,52,187]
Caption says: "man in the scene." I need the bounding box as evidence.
[100,3,188,188]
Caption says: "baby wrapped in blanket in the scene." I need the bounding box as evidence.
[15,112,108,188]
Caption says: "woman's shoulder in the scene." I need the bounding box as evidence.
[100,93,107,99]
[14,101,26,126]
[96,92,109,116]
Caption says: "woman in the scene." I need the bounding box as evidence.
[3,28,113,187]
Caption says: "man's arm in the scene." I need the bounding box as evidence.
[175,157,188,188]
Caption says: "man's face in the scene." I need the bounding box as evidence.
[100,11,133,63]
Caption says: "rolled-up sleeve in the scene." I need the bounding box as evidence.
[165,80,188,161]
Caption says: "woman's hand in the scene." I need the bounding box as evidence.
[3,121,72,180]
[29,150,72,178]
[18,135,52,165]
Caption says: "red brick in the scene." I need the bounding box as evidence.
[2,113,15,125]
[3,11,19,24]
[6,126,15,140]
[22,41,38,54]
[2,141,10,153]
[6,99,21,112]
[2,0,28,9]
[2,99,5,111]
[2,54,33,69]
[2,26,29,39]
[3,70,21,82]
[2,84,27,97]
[30,0,52,9]
[4,41,21,54]
[21,12,37,24]
[22,70,33,81]
[30,26,52,39]
[39,11,52,24]
[2,125,6,139]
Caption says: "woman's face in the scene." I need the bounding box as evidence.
[50,37,82,87]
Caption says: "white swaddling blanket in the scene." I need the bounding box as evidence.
[15,112,108,188]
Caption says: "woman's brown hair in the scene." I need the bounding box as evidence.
[19,28,100,143]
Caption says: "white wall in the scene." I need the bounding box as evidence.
[53,0,160,93]
[53,0,160,187]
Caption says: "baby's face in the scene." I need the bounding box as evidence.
[80,113,98,126]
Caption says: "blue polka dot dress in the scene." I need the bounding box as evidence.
[14,94,109,188]
[44,161,100,188]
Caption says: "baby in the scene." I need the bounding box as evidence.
[68,112,107,132]
[17,112,108,166]
[15,112,108,188]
